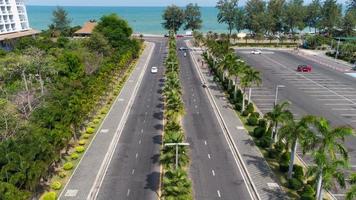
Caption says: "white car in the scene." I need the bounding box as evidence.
[251,49,262,54]
[151,66,158,73]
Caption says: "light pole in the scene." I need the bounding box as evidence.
[274,85,285,106]
[164,142,190,169]
[334,37,340,60]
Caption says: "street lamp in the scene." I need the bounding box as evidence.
[164,142,190,169]
[274,85,285,106]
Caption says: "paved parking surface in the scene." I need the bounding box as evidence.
[237,49,356,199]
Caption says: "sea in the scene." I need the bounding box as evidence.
[27,6,227,34]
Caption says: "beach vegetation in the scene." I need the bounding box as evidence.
[162,5,185,33]
[184,3,202,31]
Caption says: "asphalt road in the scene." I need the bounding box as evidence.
[96,38,166,200]
[178,39,252,200]
[236,49,356,198]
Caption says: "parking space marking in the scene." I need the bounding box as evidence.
[332,108,356,111]
[341,114,356,117]
[325,103,356,106]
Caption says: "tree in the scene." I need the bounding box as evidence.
[216,0,239,37]
[305,0,322,33]
[245,0,267,34]
[342,9,356,36]
[319,0,342,36]
[162,5,185,33]
[234,8,246,33]
[240,67,262,110]
[49,6,71,36]
[162,169,192,199]
[267,0,286,34]
[283,0,306,34]
[0,98,20,141]
[304,116,353,200]
[184,3,202,31]
[265,101,293,143]
[85,32,111,56]
[94,13,133,50]
[346,173,356,200]
[229,59,246,100]
[278,116,314,178]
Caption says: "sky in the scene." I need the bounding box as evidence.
[25,0,348,7]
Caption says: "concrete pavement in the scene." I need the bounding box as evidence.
[59,41,156,200]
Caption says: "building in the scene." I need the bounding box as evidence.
[74,21,97,37]
[0,0,39,49]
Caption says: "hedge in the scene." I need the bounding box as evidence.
[63,162,74,171]
[40,192,57,200]
[75,146,85,153]
[50,181,62,190]
[71,153,79,160]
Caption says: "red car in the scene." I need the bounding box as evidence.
[176,34,184,38]
[297,65,312,72]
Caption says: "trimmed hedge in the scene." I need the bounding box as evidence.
[71,153,79,160]
[75,146,85,153]
[63,162,74,171]
[50,181,62,190]
[40,192,57,200]
[59,171,66,178]
[78,140,86,146]
[86,127,95,134]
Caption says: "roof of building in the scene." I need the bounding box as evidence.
[74,21,97,35]
[0,29,40,41]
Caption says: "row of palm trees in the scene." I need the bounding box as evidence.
[196,34,355,200]
[160,32,192,200]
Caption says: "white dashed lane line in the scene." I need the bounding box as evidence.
[126,189,130,197]
[208,154,211,159]
[131,169,135,175]
[211,170,216,176]
[135,153,138,159]
[217,190,221,198]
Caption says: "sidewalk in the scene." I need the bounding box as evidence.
[58,42,155,200]
[187,41,286,200]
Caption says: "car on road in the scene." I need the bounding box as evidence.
[151,66,158,73]
[176,34,184,38]
[297,64,312,72]
[164,34,169,37]
[179,47,188,51]
[250,49,262,54]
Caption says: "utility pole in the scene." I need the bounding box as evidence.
[164,142,190,169]
[335,37,340,60]
[274,85,285,106]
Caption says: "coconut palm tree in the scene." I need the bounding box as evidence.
[265,101,293,143]
[162,169,192,199]
[278,115,314,179]
[228,59,246,100]
[240,67,262,111]
[346,173,356,200]
[217,53,236,86]
[304,116,353,200]
[165,90,184,121]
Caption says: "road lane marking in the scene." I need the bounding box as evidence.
[118,98,125,101]
[212,170,216,176]
[332,108,356,111]
[195,105,198,109]
[139,140,141,144]
[317,99,346,101]
[131,169,135,175]
[127,189,130,197]
[204,141,207,145]
[325,103,356,106]
[217,190,221,198]
[100,129,109,133]
[135,153,138,159]
[236,126,245,130]
[141,129,143,133]
[341,114,356,117]
[64,189,78,197]
[208,154,211,159]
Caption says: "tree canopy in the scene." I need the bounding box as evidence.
[184,3,202,31]
[162,5,185,33]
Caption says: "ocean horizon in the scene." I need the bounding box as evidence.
[27,6,227,34]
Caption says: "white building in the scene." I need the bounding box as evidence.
[0,0,29,34]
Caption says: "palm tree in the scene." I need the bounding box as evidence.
[228,59,246,100]
[162,169,192,199]
[165,89,184,122]
[304,116,353,200]
[217,53,236,87]
[278,115,314,179]
[346,173,356,200]
[240,67,262,111]
[265,101,293,143]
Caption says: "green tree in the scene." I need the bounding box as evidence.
[342,9,356,36]
[49,6,71,36]
[278,116,314,179]
[346,173,356,200]
[162,5,185,33]
[234,8,246,33]
[241,67,261,106]
[85,32,111,56]
[283,0,306,34]
[0,99,20,141]
[265,101,293,143]
[305,0,322,33]
[162,169,192,199]
[267,0,286,34]
[184,3,202,31]
[319,0,342,36]
[245,0,267,34]
[94,13,133,49]
[304,116,353,200]
[216,0,239,37]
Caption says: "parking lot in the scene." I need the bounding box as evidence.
[237,49,356,199]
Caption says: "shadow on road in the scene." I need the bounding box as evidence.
[153,112,163,120]
[144,172,160,193]
[152,135,162,145]
[150,153,160,164]
[154,124,163,131]
[243,154,272,178]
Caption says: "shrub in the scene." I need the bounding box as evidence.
[246,103,254,114]
[241,110,249,117]
[71,153,79,160]
[50,181,62,190]
[293,165,304,181]
[267,148,279,159]
[86,127,95,134]
[40,192,57,200]
[75,146,85,153]
[288,178,303,190]
[250,112,260,118]
[78,140,86,146]
[247,115,259,126]
[300,195,315,200]
[256,136,271,148]
[279,162,289,172]
[59,171,66,178]
[299,185,315,200]
[274,142,285,155]
[83,134,91,139]
[279,152,290,163]
[258,119,267,128]
[252,127,265,138]
[234,103,242,112]
[93,119,100,124]
[63,162,74,170]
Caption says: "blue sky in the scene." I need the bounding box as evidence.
[26,0,347,6]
